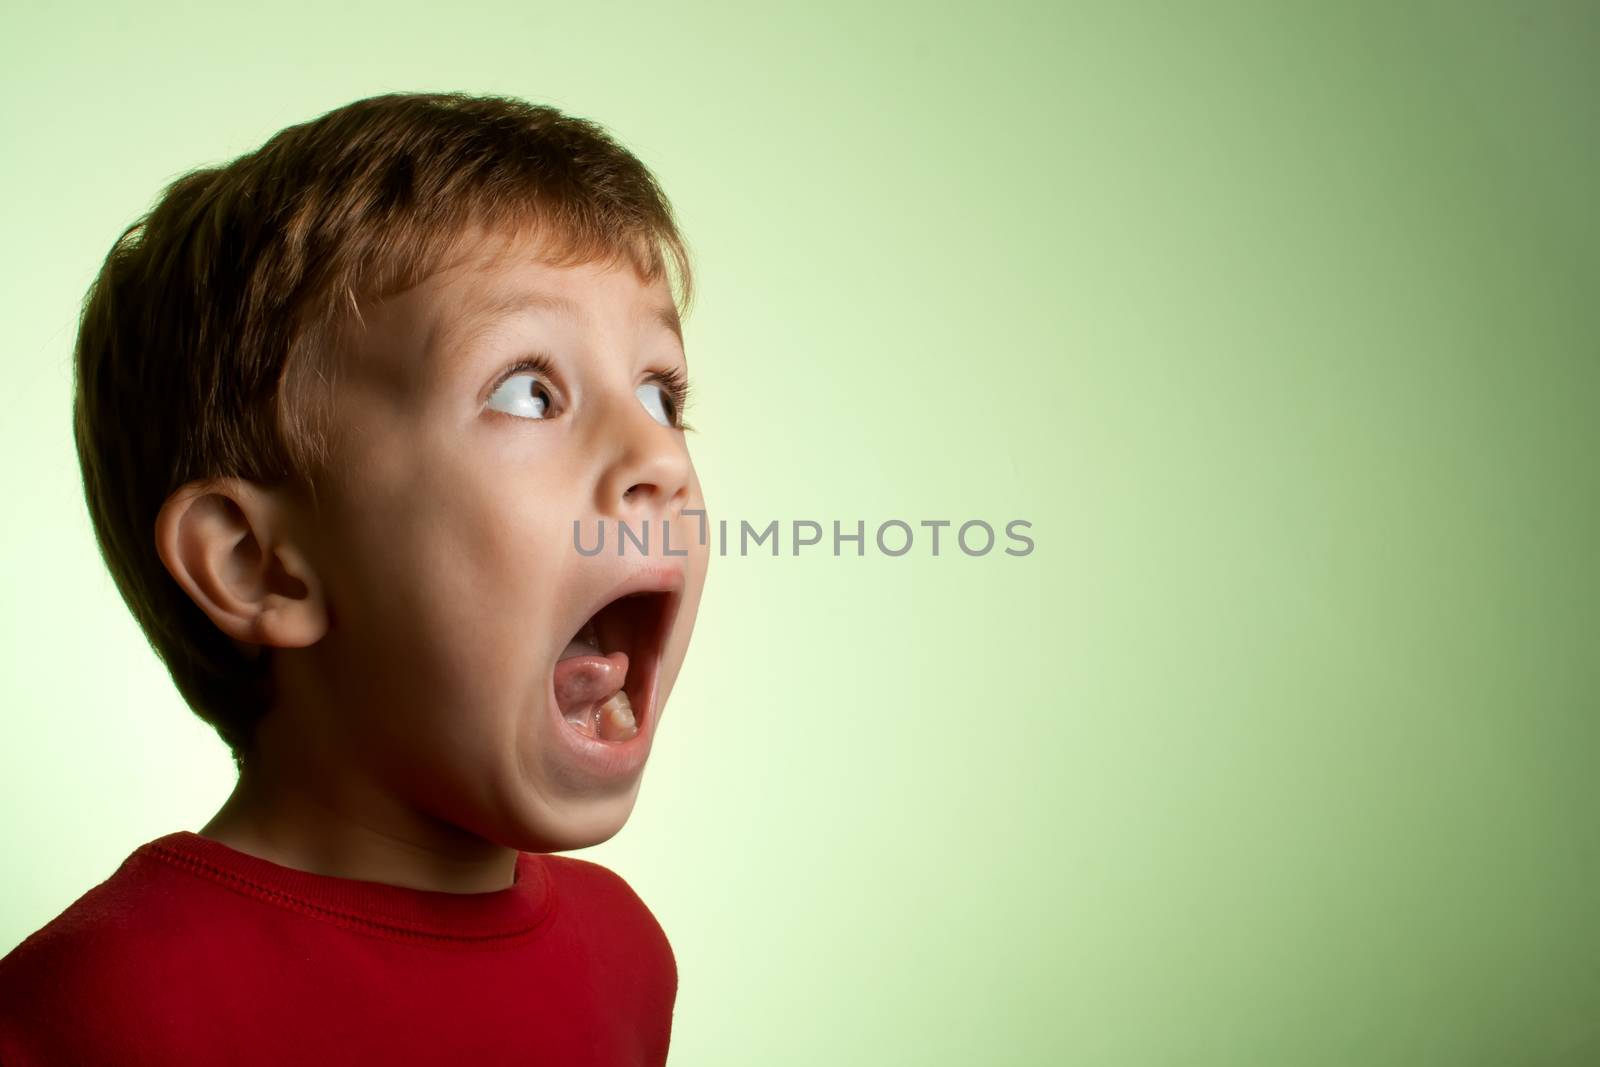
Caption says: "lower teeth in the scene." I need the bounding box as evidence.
[593,690,637,742]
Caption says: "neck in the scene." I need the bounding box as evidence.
[198,751,518,896]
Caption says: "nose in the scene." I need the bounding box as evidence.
[594,394,692,525]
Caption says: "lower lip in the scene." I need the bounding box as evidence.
[544,647,659,781]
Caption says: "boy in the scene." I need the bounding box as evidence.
[0,92,709,1065]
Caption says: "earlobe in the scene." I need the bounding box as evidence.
[154,479,329,651]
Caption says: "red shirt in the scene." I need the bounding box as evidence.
[0,831,676,1065]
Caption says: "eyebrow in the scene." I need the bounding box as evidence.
[442,288,684,360]
[653,302,685,346]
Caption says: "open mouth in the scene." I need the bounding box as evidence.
[552,588,678,743]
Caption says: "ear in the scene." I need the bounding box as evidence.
[154,478,329,654]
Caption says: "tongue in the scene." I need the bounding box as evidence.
[553,650,637,741]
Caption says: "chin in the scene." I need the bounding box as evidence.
[484,774,645,855]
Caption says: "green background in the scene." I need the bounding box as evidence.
[3,2,1596,1062]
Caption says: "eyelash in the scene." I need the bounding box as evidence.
[489,355,695,431]
[649,364,696,432]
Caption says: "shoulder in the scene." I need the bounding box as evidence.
[1,849,168,986]
[0,844,239,1059]
[537,853,678,1016]
[540,853,676,959]
[542,852,644,896]
[542,853,660,924]
[0,853,148,1057]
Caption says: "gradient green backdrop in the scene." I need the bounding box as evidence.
[3,2,1596,1063]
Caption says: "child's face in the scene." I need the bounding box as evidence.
[281,233,708,853]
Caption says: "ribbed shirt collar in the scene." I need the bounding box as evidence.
[138,831,556,944]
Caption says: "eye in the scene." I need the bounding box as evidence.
[487,367,556,420]
[635,381,676,428]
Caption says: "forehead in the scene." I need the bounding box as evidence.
[441,271,683,353]
[427,237,682,349]
[342,235,684,390]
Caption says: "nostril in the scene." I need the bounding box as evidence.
[617,475,688,517]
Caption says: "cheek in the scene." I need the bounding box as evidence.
[320,434,575,724]
[656,471,712,687]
